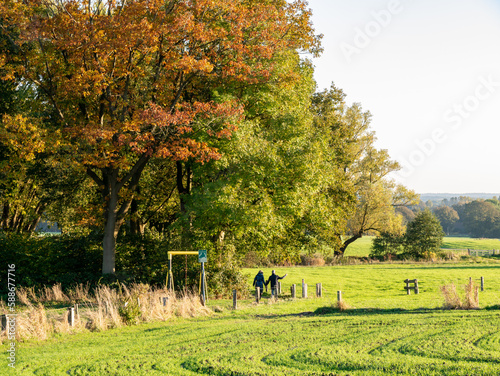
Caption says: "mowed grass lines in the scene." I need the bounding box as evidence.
[7,306,500,375]
[6,263,500,376]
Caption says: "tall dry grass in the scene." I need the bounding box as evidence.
[1,283,212,343]
[440,280,479,309]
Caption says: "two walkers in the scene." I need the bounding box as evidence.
[252,270,288,296]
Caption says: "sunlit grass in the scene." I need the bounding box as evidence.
[6,262,500,375]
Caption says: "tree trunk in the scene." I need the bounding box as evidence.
[102,173,120,275]
[130,198,145,236]
[90,155,150,275]
[337,233,363,256]
[176,161,192,213]
[1,202,9,229]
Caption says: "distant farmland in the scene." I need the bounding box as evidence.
[344,236,500,257]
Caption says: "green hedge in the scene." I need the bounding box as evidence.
[0,232,248,298]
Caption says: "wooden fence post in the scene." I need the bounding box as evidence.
[233,289,237,310]
[302,284,307,298]
[414,279,419,294]
[277,281,281,295]
[1,314,7,331]
[405,279,410,295]
[481,277,484,291]
[337,291,342,302]
[256,287,261,303]
[316,283,322,297]
[67,307,75,327]
[291,284,296,299]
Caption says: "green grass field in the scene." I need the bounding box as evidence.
[343,236,500,257]
[5,261,500,375]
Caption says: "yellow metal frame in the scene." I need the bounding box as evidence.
[168,251,199,258]
[167,251,207,305]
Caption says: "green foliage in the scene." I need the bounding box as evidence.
[433,206,459,235]
[118,299,141,326]
[0,232,102,291]
[404,210,445,259]
[370,232,405,258]
[208,262,249,299]
[0,232,248,298]
[456,200,500,238]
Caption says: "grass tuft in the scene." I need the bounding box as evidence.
[441,280,479,309]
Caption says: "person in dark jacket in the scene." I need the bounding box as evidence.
[253,270,266,293]
[266,270,287,296]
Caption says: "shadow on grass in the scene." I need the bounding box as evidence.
[254,305,500,319]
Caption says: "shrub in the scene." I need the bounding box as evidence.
[300,253,325,266]
[208,263,249,299]
[370,232,404,258]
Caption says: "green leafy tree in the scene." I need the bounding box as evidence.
[458,200,500,238]
[370,231,405,258]
[433,206,459,235]
[404,210,444,259]
[310,85,418,256]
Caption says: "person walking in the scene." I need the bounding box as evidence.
[266,270,287,296]
[253,270,266,296]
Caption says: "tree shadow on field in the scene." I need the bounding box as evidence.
[256,307,450,319]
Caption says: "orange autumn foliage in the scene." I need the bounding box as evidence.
[0,0,320,170]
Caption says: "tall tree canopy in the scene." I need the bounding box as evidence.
[1,0,320,273]
[311,85,418,255]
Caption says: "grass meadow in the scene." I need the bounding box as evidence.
[4,259,500,375]
[343,236,500,257]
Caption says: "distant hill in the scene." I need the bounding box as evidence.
[420,193,500,202]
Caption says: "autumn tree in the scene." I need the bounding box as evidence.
[1,0,320,273]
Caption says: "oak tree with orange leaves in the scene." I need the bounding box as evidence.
[0,0,320,274]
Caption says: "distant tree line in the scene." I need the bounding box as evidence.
[405,196,500,238]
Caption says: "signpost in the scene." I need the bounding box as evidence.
[199,250,207,306]
[166,250,208,306]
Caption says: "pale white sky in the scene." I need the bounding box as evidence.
[307,0,500,194]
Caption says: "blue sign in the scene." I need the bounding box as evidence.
[198,250,207,263]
